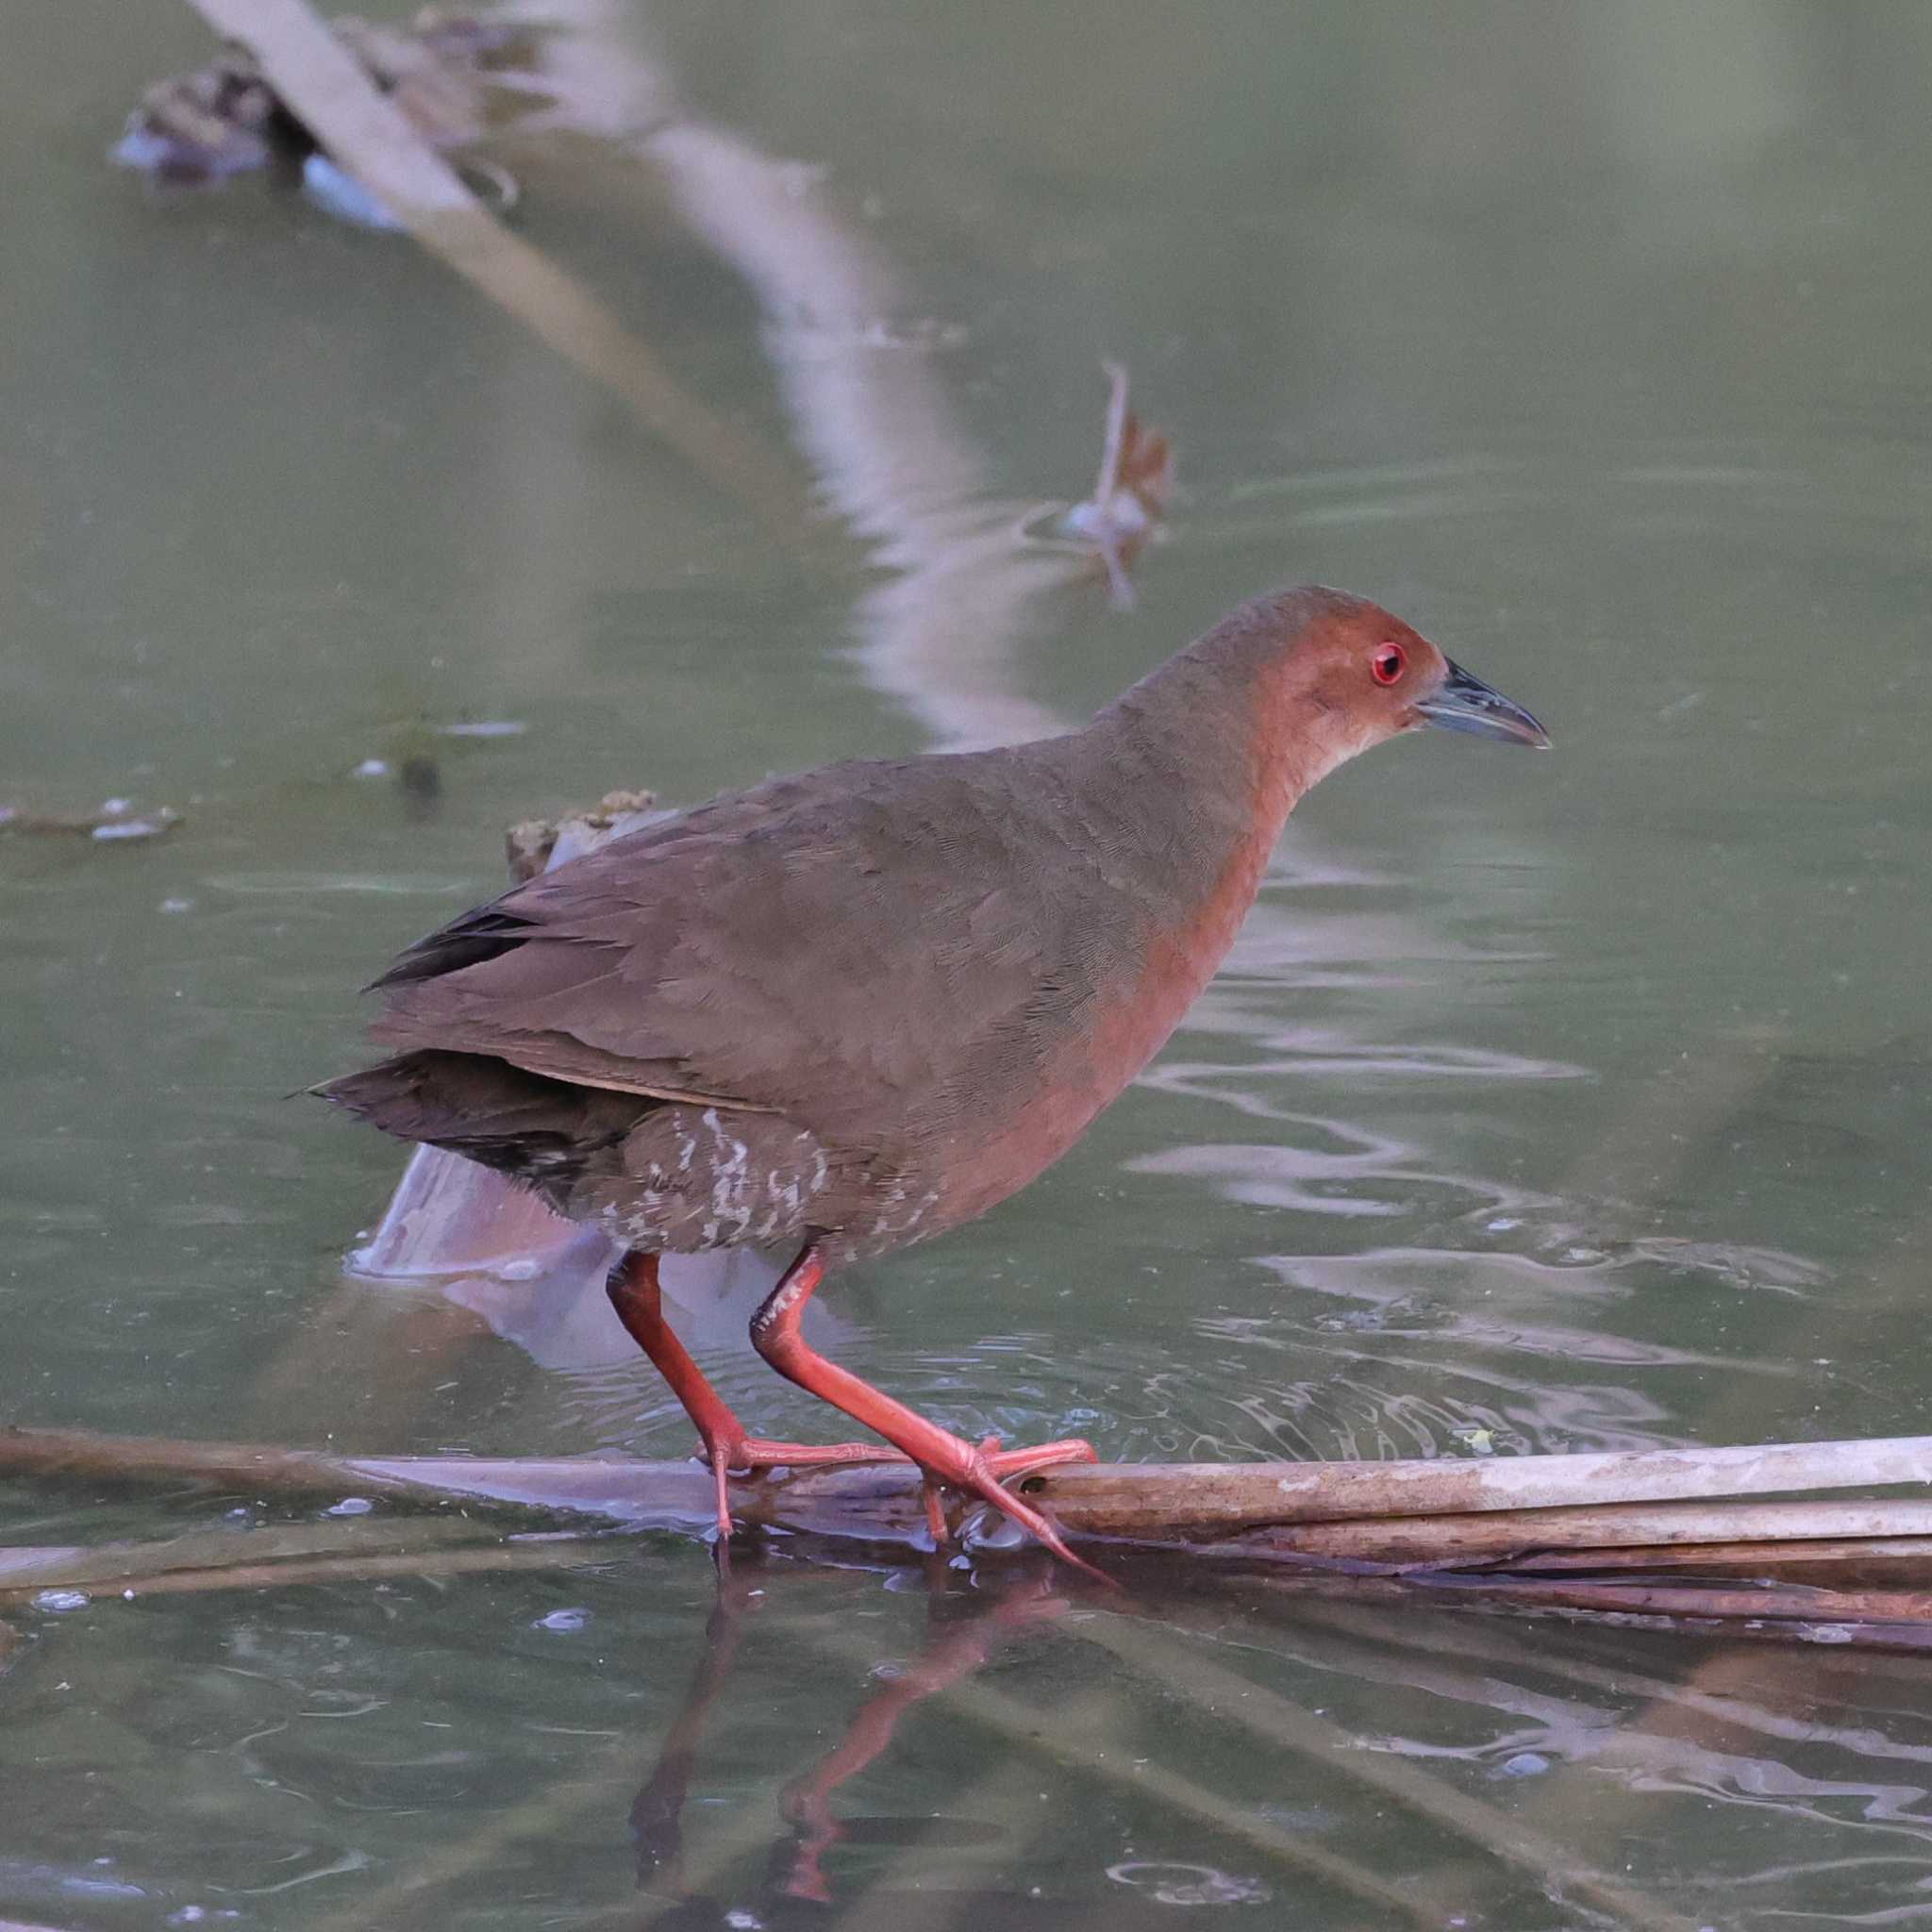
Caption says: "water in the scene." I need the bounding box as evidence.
[4,1,1932,1923]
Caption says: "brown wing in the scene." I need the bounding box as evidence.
[362,750,1137,1154]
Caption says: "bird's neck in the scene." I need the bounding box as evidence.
[1076,632,1334,879]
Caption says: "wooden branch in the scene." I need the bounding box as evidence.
[13,1422,1932,1535]
[15,1423,1932,1622]
[1257,1498,1932,1566]
[1018,1436,1932,1535]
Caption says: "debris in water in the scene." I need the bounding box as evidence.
[111,8,541,220]
[1060,360,1174,610]
[505,788,663,882]
[1,800,181,843]
[110,49,291,186]
[397,752,443,815]
[1107,1861,1272,1907]
[301,149,517,228]
[300,152,404,229]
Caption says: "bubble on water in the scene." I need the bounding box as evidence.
[325,1497,375,1518]
[302,153,403,229]
[1108,1861,1271,1906]
[1799,1623,1857,1645]
[1496,1752,1551,1778]
[33,1590,91,1612]
[534,1607,590,1633]
[960,1508,1028,1551]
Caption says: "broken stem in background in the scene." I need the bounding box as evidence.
[179,0,809,548]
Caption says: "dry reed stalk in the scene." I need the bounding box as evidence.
[16,1425,1932,1623]
[181,0,808,545]
[1264,1498,1932,1565]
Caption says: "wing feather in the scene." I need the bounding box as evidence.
[361,755,1138,1148]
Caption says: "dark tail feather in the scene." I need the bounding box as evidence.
[315,1050,651,1191]
[365,905,536,991]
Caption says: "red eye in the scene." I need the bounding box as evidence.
[1371,642,1407,686]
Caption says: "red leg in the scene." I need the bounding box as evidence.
[749,1244,1107,1581]
[605,1252,908,1536]
[777,1581,1071,1900]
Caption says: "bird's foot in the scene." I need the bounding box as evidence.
[696,1429,1106,1584]
[918,1435,1097,1541]
[699,1435,912,1538]
[916,1435,1108,1584]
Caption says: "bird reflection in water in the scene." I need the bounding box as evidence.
[628,1557,1069,1914]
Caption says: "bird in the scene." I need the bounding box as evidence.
[320,586,1547,1575]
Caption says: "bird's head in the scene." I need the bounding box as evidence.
[1257,588,1549,786]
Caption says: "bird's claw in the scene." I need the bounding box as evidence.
[917,1436,1109,1584]
[698,1431,1108,1583]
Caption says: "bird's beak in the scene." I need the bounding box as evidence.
[1414,659,1550,748]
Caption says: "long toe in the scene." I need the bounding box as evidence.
[928,1439,1095,1550]
[710,1437,915,1475]
[950,1451,1112,1585]
[978,1437,1098,1481]
[700,1434,916,1535]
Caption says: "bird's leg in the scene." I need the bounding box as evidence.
[776,1578,1071,1901]
[605,1252,908,1537]
[749,1244,1106,1581]
[628,1557,763,1886]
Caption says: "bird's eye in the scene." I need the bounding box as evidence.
[1371,642,1407,687]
